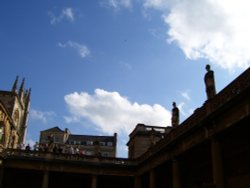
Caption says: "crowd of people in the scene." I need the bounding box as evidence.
[18,142,88,156]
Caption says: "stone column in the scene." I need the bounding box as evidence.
[173,159,181,188]
[42,171,49,188]
[150,170,156,188]
[134,176,141,188]
[211,138,224,188]
[91,175,97,188]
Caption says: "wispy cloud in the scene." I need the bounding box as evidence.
[64,116,80,124]
[143,0,250,71]
[48,7,74,25]
[100,0,132,10]
[148,28,165,39]
[119,61,132,71]
[64,89,171,135]
[143,0,170,10]
[30,109,56,123]
[180,90,191,101]
[177,102,187,117]
[177,90,194,119]
[58,41,90,59]
[177,102,193,118]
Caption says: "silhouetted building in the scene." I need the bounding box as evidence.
[0,66,250,188]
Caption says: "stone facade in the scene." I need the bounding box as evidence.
[0,77,30,150]
[39,127,70,145]
[39,126,117,157]
[0,103,14,151]
[127,123,171,159]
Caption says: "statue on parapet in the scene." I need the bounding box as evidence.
[171,102,179,127]
[204,64,216,100]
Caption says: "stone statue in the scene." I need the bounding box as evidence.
[171,102,179,127]
[204,64,216,100]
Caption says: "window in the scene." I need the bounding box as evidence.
[85,150,94,156]
[99,142,106,146]
[107,142,113,147]
[41,136,48,143]
[0,125,3,143]
[14,109,19,124]
[101,152,109,157]
[76,141,81,145]
[53,136,60,143]
[87,141,93,146]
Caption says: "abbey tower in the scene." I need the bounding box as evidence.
[0,76,30,148]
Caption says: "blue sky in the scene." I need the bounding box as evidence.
[0,0,249,157]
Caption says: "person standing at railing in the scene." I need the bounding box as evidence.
[25,144,30,151]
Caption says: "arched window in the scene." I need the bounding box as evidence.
[0,125,4,143]
[14,109,19,124]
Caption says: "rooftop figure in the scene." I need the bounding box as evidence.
[171,102,179,127]
[204,64,216,100]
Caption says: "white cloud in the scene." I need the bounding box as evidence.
[144,0,171,10]
[180,90,191,101]
[64,116,80,124]
[58,41,90,59]
[100,0,132,10]
[143,0,250,70]
[64,89,171,135]
[30,109,56,123]
[49,7,74,24]
[62,8,74,22]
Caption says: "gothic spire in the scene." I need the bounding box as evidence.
[19,78,25,97]
[26,88,31,104]
[12,76,19,93]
